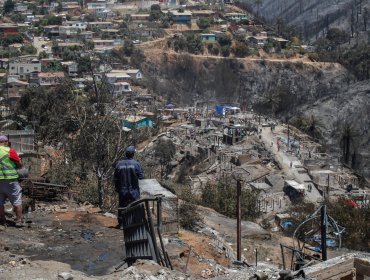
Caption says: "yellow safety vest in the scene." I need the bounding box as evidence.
[0,146,18,180]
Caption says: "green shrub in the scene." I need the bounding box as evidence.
[200,178,260,221]
[220,45,230,57]
[179,201,202,230]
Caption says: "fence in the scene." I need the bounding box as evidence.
[3,130,35,153]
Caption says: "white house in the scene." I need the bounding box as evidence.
[59,26,79,37]
[9,60,42,80]
[15,2,28,12]
[112,82,131,95]
[87,2,107,11]
[125,69,143,80]
[248,36,268,46]
[61,61,78,76]
[105,71,131,83]
[63,21,88,30]
[88,21,113,30]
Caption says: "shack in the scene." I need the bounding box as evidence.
[283,180,305,202]
[123,115,153,129]
[223,124,247,145]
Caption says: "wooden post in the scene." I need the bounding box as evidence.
[236,179,241,261]
[321,205,327,261]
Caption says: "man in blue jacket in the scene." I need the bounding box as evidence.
[114,146,144,229]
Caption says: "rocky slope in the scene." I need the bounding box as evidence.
[241,0,369,42]
[142,52,370,179]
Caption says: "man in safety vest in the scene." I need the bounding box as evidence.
[0,135,23,228]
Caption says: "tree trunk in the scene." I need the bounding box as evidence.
[98,175,104,208]
[344,136,351,164]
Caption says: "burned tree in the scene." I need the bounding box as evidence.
[154,138,176,179]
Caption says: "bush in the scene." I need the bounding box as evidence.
[308,52,319,62]
[211,45,220,56]
[217,34,232,47]
[233,43,250,58]
[179,201,202,230]
[149,4,162,21]
[220,45,230,57]
[200,178,260,221]
[185,34,203,54]
[197,18,210,30]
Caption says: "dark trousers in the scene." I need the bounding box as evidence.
[117,187,140,226]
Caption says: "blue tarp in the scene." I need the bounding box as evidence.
[281,221,294,230]
[215,105,226,116]
[165,103,175,109]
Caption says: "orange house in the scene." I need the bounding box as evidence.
[0,24,19,37]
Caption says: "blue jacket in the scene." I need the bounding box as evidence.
[114,158,144,196]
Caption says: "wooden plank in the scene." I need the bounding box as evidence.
[306,259,354,280]
[354,258,370,276]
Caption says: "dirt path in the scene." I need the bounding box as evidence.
[259,122,323,203]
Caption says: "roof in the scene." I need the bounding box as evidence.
[273,37,289,42]
[64,5,80,9]
[72,77,94,82]
[169,10,192,16]
[61,61,77,66]
[113,82,130,85]
[93,39,114,43]
[131,14,150,17]
[8,43,22,48]
[7,77,29,86]
[43,25,60,28]
[140,179,177,198]
[140,111,155,116]
[88,21,113,25]
[0,23,18,28]
[64,21,85,24]
[125,69,140,74]
[191,10,215,15]
[124,115,146,123]
[106,72,130,78]
[285,180,305,190]
[225,13,247,16]
[249,182,271,191]
[102,29,119,32]
[38,72,65,78]
[252,36,268,40]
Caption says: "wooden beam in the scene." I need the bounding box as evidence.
[354,258,370,276]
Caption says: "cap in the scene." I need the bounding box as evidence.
[125,146,136,158]
[0,135,8,142]
[126,146,136,153]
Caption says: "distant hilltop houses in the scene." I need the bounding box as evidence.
[0,0,302,118]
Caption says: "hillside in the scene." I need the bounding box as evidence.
[142,51,370,179]
[241,0,369,42]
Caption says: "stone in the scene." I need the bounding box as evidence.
[103,212,117,219]
[58,272,74,280]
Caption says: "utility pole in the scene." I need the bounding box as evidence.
[236,179,241,261]
[287,121,290,151]
[320,204,327,261]
[327,174,330,200]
